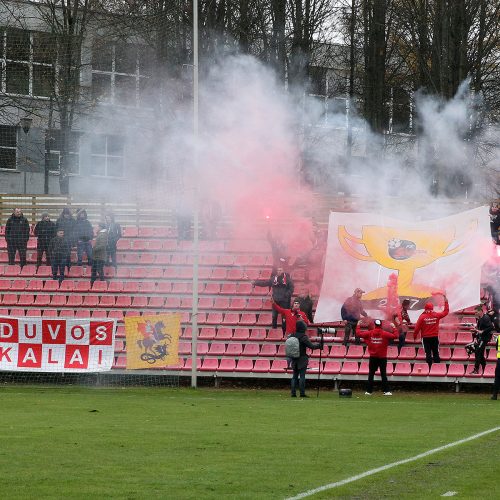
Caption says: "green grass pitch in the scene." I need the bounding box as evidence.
[1,385,498,499]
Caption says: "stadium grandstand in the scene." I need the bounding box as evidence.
[0,194,496,391]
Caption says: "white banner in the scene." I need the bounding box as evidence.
[315,206,491,323]
[0,317,116,372]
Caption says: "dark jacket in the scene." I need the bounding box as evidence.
[106,221,122,250]
[298,295,314,323]
[74,210,94,242]
[48,235,71,261]
[34,219,56,247]
[254,272,294,304]
[341,295,367,322]
[290,322,321,370]
[56,210,76,244]
[5,214,30,245]
[93,229,108,262]
[477,314,494,343]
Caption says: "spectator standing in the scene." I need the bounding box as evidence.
[289,320,322,398]
[491,335,500,400]
[49,228,71,284]
[489,202,500,244]
[392,299,412,353]
[56,207,75,270]
[271,297,310,335]
[105,212,122,268]
[34,212,56,268]
[471,307,495,375]
[266,230,290,271]
[91,222,108,286]
[297,290,314,323]
[413,293,449,369]
[74,209,94,266]
[5,208,30,267]
[341,288,368,345]
[253,266,294,334]
[358,319,398,396]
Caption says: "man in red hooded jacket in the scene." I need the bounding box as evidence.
[413,293,449,368]
[358,319,398,395]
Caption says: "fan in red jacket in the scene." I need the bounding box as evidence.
[413,293,449,368]
[271,297,310,335]
[358,319,398,395]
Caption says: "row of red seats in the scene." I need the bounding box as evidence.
[177,341,498,362]
[111,357,496,378]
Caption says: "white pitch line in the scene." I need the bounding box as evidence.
[286,426,500,500]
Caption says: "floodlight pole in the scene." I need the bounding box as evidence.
[191,0,200,389]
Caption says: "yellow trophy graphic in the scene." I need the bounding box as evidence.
[338,222,476,300]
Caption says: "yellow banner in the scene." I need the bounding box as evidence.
[125,314,181,370]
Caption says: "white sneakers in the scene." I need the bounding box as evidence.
[383,392,393,396]
[364,392,372,395]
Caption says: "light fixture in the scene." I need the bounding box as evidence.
[19,117,32,134]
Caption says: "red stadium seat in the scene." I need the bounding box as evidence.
[256,312,272,326]
[235,359,253,372]
[147,297,164,309]
[440,331,456,344]
[115,296,132,308]
[249,328,266,341]
[227,269,244,280]
[11,279,26,291]
[178,342,191,355]
[270,359,288,373]
[247,298,264,310]
[439,347,452,361]
[429,364,447,376]
[26,279,43,292]
[44,280,59,291]
[218,359,236,372]
[121,254,139,265]
[393,362,411,376]
[346,345,364,359]
[208,343,225,356]
[67,295,83,307]
[34,294,50,306]
[398,347,416,360]
[260,344,276,356]
[196,342,209,356]
[59,310,75,318]
[10,308,25,316]
[310,345,330,358]
[411,363,429,376]
[340,361,359,374]
[165,297,181,309]
[43,310,58,317]
[139,282,156,294]
[199,327,216,340]
[198,297,213,309]
[237,283,253,295]
[220,283,237,295]
[131,296,148,308]
[323,361,341,374]
[242,344,259,356]
[233,328,250,340]
[75,281,91,293]
[240,313,256,326]
[91,281,107,292]
[83,295,99,307]
[99,296,115,308]
[253,360,270,373]
[218,255,234,266]
[182,358,202,371]
[18,294,35,306]
[138,254,155,266]
[266,329,283,341]
[225,343,243,356]
[215,328,233,340]
[50,295,66,307]
[203,283,220,294]
[122,281,140,293]
[451,348,469,361]
[228,297,246,310]
[415,348,426,360]
[455,332,473,345]
[482,364,496,378]
[155,254,171,265]
[206,312,223,325]
[36,265,52,277]
[329,345,347,358]
[19,265,36,276]
[59,280,75,292]
[116,240,131,251]
[130,240,148,251]
[222,313,239,325]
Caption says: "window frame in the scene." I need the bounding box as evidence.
[90,134,125,178]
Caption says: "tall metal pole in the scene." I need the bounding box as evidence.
[191,0,200,388]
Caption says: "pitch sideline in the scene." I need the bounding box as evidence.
[286,425,500,500]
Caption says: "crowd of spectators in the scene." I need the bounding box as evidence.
[4,207,121,285]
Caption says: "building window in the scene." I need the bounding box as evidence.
[91,41,153,107]
[45,129,81,174]
[90,134,124,177]
[0,125,17,169]
[1,29,55,97]
[309,66,328,96]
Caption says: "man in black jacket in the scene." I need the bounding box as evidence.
[49,228,71,283]
[289,320,322,398]
[5,208,30,267]
[253,266,294,334]
[74,209,94,266]
[471,307,495,375]
[34,212,56,268]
